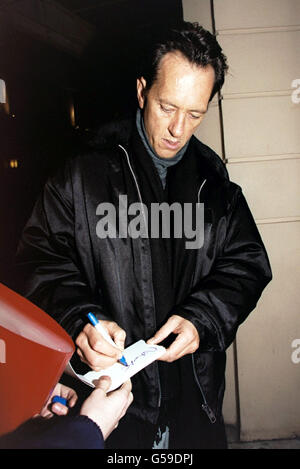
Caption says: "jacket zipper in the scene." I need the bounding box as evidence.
[191,179,216,423]
[118,147,211,413]
[197,178,207,202]
[118,144,147,229]
[118,144,162,408]
[192,354,217,423]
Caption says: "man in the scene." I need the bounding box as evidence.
[16,22,272,449]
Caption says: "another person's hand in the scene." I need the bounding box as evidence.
[147,315,200,362]
[80,376,133,440]
[39,383,78,418]
[76,321,126,371]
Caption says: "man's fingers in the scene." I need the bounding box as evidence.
[76,341,118,370]
[147,318,176,345]
[110,380,133,417]
[120,391,134,418]
[95,376,112,393]
[109,380,132,401]
[60,386,78,408]
[76,324,124,370]
[67,394,78,408]
[119,379,132,393]
[113,329,126,349]
[158,332,199,362]
[159,343,191,362]
[157,333,189,362]
[51,402,68,416]
[103,321,126,350]
[90,336,123,360]
[147,316,200,362]
[75,321,127,372]
[128,391,134,405]
[84,324,123,358]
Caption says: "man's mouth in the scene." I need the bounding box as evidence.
[162,138,181,150]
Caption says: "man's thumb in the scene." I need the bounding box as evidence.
[95,375,112,392]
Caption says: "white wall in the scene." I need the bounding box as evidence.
[183,0,300,441]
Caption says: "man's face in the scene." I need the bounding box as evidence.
[137,52,215,159]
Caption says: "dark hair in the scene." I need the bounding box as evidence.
[139,22,228,101]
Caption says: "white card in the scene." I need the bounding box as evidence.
[66,340,165,392]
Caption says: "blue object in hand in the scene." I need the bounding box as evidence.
[87,312,128,366]
[52,395,68,406]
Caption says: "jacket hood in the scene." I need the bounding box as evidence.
[89,116,134,149]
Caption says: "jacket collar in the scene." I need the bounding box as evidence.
[91,117,229,183]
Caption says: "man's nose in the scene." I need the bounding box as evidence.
[168,114,185,138]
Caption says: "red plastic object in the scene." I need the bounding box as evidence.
[0,283,75,436]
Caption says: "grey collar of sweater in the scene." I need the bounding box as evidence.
[136,108,189,189]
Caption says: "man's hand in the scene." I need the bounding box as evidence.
[80,376,133,440]
[38,383,78,418]
[76,321,126,371]
[147,315,200,362]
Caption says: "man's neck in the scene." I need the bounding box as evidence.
[135,108,189,189]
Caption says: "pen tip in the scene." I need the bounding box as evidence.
[119,356,128,366]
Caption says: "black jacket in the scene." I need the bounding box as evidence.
[16,120,272,425]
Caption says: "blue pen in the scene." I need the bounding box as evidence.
[87,312,128,366]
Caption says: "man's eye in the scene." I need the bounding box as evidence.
[161,105,173,113]
[190,114,201,119]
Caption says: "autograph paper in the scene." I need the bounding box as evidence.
[66,340,166,391]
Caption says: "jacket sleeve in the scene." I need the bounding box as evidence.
[0,415,104,449]
[15,161,105,341]
[173,187,272,352]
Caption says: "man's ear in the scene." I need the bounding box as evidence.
[137,77,147,109]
